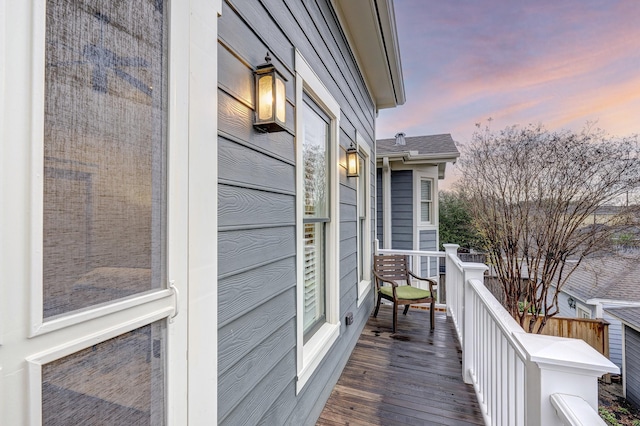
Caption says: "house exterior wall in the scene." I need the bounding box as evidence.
[375,164,440,278]
[551,288,623,368]
[218,1,376,424]
[604,312,623,368]
[390,170,414,250]
[624,325,640,408]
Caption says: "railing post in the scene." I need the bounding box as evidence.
[514,333,618,425]
[443,244,459,318]
[462,266,488,385]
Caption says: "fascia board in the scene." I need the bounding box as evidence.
[332,0,405,109]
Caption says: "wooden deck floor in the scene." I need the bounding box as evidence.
[317,306,485,426]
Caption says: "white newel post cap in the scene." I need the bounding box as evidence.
[443,244,459,256]
[514,332,619,425]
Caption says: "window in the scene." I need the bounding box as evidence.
[577,305,592,319]
[302,95,329,341]
[295,51,340,393]
[356,136,372,305]
[420,178,433,224]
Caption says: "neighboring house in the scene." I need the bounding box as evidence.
[376,133,459,277]
[604,307,640,410]
[551,256,640,370]
[581,205,639,227]
[1,1,405,425]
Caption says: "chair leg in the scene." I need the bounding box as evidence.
[373,294,382,317]
[403,304,410,315]
[392,302,398,333]
[430,301,435,331]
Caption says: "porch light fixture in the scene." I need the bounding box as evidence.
[254,52,287,132]
[346,142,359,177]
[567,297,576,310]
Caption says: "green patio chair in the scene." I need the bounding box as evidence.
[372,254,436,333]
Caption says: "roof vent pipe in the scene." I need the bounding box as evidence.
[394,132,406,145]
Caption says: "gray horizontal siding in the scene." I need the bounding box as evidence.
[218,136,295,193]
[625,326,640,408]
[219,320,296,419]
[391,170,413,250]
[603,312,623,368]
[219,257,297,326]
[218,0,378,424]
[218,227,295,278]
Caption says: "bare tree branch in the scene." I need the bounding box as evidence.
[457,123,640,332]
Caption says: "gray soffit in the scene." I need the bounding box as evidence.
[332,0,405,109]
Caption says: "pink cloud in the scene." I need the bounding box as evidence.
[378,0,640,143]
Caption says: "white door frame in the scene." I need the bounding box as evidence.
[0,1,220,424]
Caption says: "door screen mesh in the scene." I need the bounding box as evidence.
[42,0,168,318]
[42,322,166,425]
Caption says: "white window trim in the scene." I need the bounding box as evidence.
[295,50,340,394]
[356,132,372,307]
[415,174,435,227]
[577,304,592,319]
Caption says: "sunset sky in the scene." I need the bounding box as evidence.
[376,0,640,187]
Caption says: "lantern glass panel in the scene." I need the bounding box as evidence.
[276,77,286,123]
[258,74,273,121]
[347,151,358,176]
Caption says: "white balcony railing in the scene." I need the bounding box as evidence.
[376,244,619,426]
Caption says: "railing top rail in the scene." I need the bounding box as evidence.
[467,277,528,359]
[445,251,488,273]
[377,248,445,258]
[550,393,607,426]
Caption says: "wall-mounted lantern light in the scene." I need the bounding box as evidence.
[254,52,287,132]
[346,142,359,177]
[567,297,576,310]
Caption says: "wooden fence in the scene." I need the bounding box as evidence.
[527,315,610,359]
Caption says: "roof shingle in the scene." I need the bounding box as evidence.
[376,133,459,156]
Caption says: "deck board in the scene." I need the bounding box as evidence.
[317,306,485,425]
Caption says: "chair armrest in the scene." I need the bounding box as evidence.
[372,270,401,288]
[407,271,437,293]
[407,270,429,281]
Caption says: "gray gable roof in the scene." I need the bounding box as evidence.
[605,307,640,330]
[376,134,459,157]
[559,256,640,303]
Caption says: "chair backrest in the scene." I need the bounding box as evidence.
[373,254,411,286]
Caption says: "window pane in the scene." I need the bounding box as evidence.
[42,322,166,425]
[43,0,168,317]
[421,179,432,201]
[303,222,326,339]
[302,98,329,219]
[421,201,431,222]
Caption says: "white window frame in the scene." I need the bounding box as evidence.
[356,132,372,306]
[577,304,592,319]
[417,175,434,226]
[295,50,340,394]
